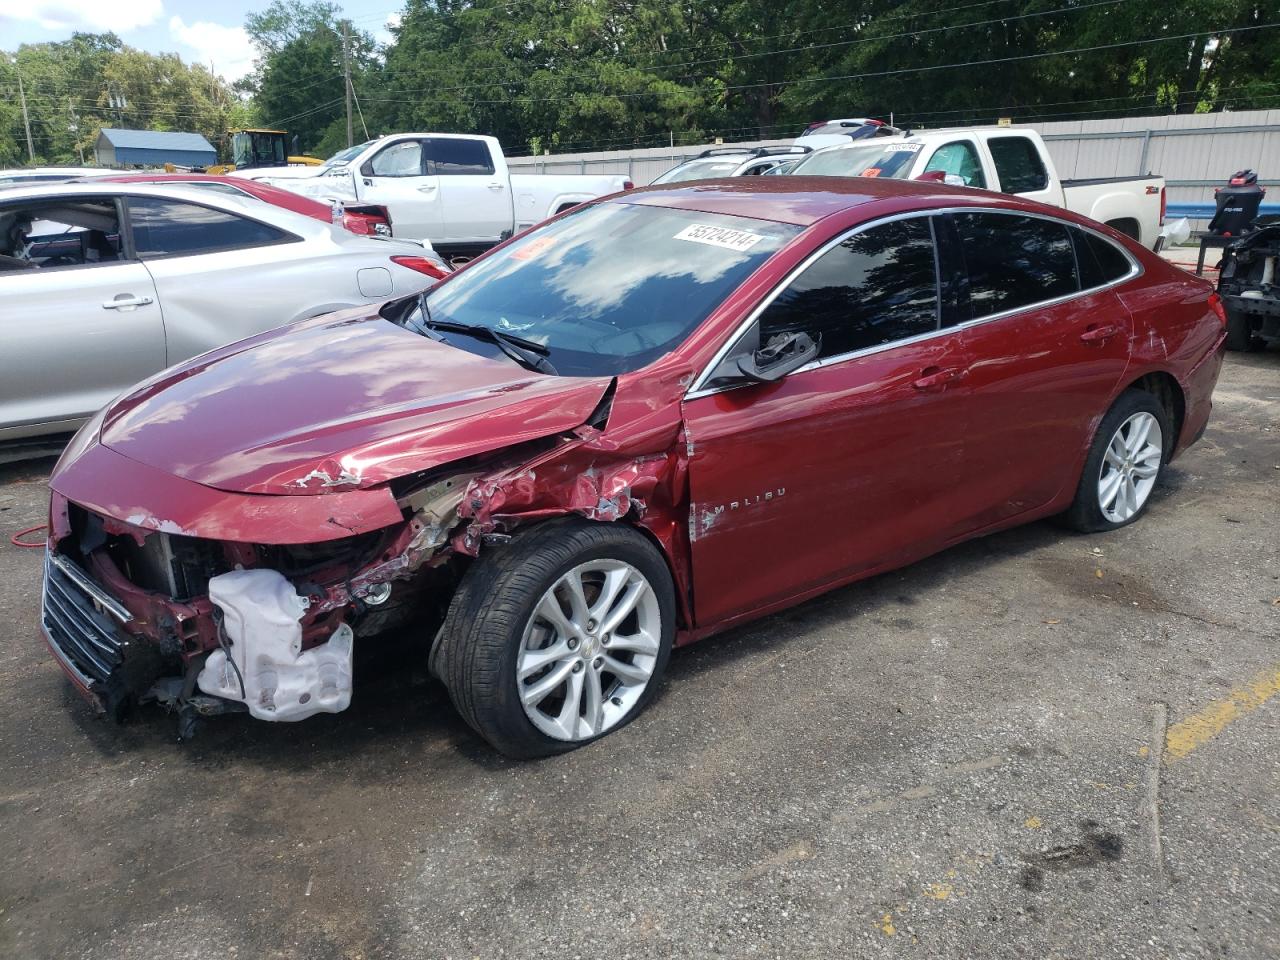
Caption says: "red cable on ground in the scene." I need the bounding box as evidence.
[10,524,47,549]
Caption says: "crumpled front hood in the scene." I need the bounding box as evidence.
[97,310,612,495]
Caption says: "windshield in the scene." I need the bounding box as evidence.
[791,142,922,179]
[393,202,799,376]
[651,159,744,184]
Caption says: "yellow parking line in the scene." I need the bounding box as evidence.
[1165,666,1280,761]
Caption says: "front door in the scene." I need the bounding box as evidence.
[681,215,973,627]
[357,139,446,241]
[0,196,164,436]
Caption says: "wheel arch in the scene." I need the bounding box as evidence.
[1119,370,1185,458]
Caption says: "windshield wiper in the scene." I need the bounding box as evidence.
[411,298,557,375]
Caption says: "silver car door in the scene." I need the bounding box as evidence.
[0,197,164,440]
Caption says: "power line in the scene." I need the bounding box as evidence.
[353,20,1278,106]
[353,0,1135,102]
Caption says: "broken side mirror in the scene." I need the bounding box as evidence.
[735,331,820,383]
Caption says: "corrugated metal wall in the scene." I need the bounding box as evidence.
[507,109,1280,214]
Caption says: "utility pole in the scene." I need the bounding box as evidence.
[67,98,84,164]
[15,65,35,163]
[342,21,353,148]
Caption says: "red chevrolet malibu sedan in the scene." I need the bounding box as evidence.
[42,178,1225,756]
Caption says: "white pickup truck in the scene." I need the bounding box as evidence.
[233,133,632,258]
[788,126,1166,249]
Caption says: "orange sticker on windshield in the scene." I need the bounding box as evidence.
[511,234,558,261]
[860,168,882,178]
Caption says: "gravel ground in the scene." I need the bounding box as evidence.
[0,350,1276,960]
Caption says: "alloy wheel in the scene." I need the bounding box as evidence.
[517,560,662,742]
[1097,411,1163,524]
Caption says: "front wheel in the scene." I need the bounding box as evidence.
[433,519,675,758]
[1062,390,1170,533]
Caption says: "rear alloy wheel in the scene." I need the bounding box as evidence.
[1063,390,1170,533]
[1096,412,1163,524]
[433,520,675,758]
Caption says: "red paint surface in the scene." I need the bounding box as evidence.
[47,178,1224,674]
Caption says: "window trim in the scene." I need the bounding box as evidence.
[686,206,1141,401]
[121,194,302,261]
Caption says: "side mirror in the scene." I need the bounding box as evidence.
[735,331,820,383]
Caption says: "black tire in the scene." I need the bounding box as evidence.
[432,519,676,758]
[1062,389,1171,533]
[1224,307,1264,352]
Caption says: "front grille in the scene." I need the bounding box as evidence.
[42,554,127,688]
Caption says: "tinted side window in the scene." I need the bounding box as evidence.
[988,137,1049,193]
[129,198,291,257]
[954,212,1077,317]
[1079,229,1132,286]
[369,141,425,177]
[758,217,939,360]
[427,138,495,176]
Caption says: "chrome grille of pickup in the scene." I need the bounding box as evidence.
[42,554,126,687]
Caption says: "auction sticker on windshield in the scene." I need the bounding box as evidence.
[674,223,765,252]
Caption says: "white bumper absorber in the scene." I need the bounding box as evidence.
[197,569,354,722]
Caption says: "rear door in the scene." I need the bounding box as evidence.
[0,196,164,437]
[947,211,1133,527]
[356,139,446,241]
[681,214,973,626]
[428,137,512,243]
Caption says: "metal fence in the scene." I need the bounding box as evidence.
[508,108,1280,220]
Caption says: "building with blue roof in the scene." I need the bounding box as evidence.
[94,128,217,168]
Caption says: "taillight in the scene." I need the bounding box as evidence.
[622,179,635,190]
[1208,292,1228,329]
[1159,185,1167,226]
[341,213,372,235]
[390,255,451,280]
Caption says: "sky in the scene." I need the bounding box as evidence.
[0,0,404,83]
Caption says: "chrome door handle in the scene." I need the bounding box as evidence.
[416,185,437,193]
[102,295,153,310]
[487,182,504,191]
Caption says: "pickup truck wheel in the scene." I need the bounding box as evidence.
[1062,390,1169,533]
[1224,307,1264,352]
[434,519,675,758]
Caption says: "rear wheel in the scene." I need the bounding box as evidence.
[433,519,675,758]
[1063,390,1170,533]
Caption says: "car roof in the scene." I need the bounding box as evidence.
[616,176,978,226]
[0,180,328,232]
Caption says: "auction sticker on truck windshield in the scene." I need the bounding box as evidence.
[674,223,765,252]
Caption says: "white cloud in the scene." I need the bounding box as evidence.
[4,0,163,32]
[374,12,402,47]
[169,16,255,83]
